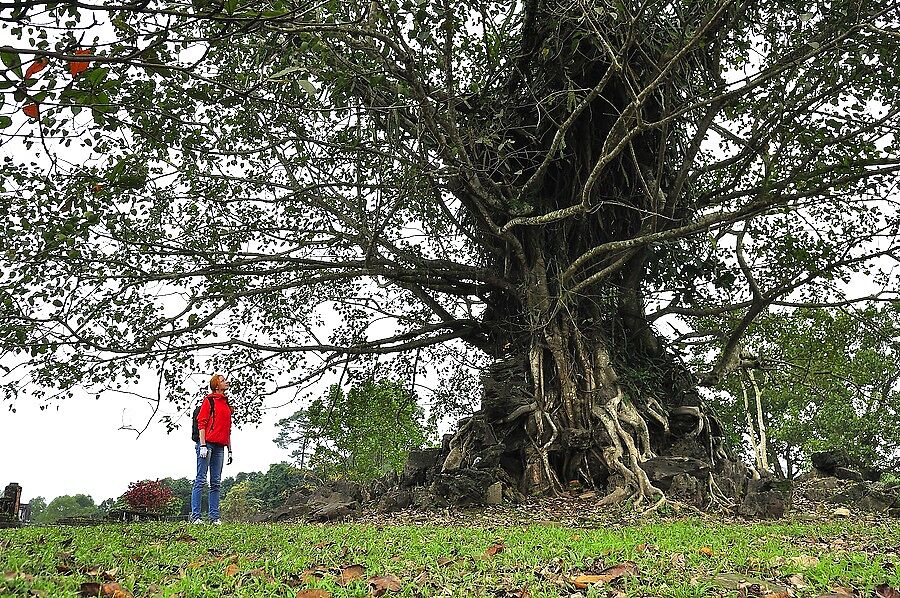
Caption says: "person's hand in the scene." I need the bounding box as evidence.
[227,450,233,466]
[199,445,209,459]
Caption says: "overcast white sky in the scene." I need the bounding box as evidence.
[0,389,301,505]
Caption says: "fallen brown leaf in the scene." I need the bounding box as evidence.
[816,588,857,598]
[300,566,329,584]
[413,571,429,587]
[79,583,102,596]
[484,542,505,558]
[78,582,132,598]
[786,574,808,589]
[224,564,239,577]
[337,564,367,586]
[789,555,820,568]
[875,585,900,598]
[699,546,715,557]
[4,571,35,582]
[570,561,637,589]
[173,533,196,543]
[296,590,332,598]
[369,574,402,595]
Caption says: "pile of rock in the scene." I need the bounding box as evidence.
[808,449,882,482]
[256,447,898,523]
[795,449,899,516]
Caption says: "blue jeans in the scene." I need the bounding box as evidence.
[191,442,225,521]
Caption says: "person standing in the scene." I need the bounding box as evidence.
[191,374,233,524]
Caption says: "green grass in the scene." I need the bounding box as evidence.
[1,519,898,597]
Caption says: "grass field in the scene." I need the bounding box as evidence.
[1,518,898,597]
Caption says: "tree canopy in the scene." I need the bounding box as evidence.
[714,306,900,477]
[1,0,898,499]
[275,379,436,481]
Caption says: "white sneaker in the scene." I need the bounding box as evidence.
[191,518,203,524]
[211,519,222,525]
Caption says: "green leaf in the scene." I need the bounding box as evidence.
[270,65,303,79]
[298,79,316,98]
[0,116,11,129]
[1,48,21,72]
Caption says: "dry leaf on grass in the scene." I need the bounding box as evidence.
[296,590,332,598]
[484,542,505,558]
[224,564,239,577]
[369,574,402,595]
[786,574,808,588]
[789,555,820,568]
[875,585,900,598]
[816,588,857,598]
[570,561,637,589]
[78,582,132,598]
[299,566,329,585]
[173,534,196,543]
[247,567,275,582]
[337,564,367,586]
[699,546,715,557]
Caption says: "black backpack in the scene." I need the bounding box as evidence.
[190,395,215,443]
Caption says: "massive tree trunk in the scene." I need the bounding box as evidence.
[439,255,734,504]
[431,0,747,506]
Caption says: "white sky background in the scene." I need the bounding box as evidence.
[0,388,302,505]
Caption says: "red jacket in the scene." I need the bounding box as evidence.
[197,392,232,446]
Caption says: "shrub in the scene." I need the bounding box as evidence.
[122,479,174,512]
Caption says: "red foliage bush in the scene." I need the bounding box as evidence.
[122,479,173,512]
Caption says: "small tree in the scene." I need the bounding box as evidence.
[28,497,47,524]
[122,480,174,512]
[276,379,436,482]
[251,463,313,510]
[38,495,100,523]
[715,306,900,477]
[221,481,262,522]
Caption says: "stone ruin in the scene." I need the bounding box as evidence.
[0,482,25,528]
[258,446,900,523]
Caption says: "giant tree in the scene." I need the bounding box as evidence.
[1,0,898,504]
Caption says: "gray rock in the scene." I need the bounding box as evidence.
[642,457,711,491]
[828,482,868,505]
[400,448,442,487]
[668,473,703,503]
[811,449,852,474]
[431,468,495,505]
[857,489,897,512]
[308,499,358,521]
[739,490,785,519]
[833,467,865,482]
[485,482,503,505]
[376,489,412,513]
[266,503,310,522]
